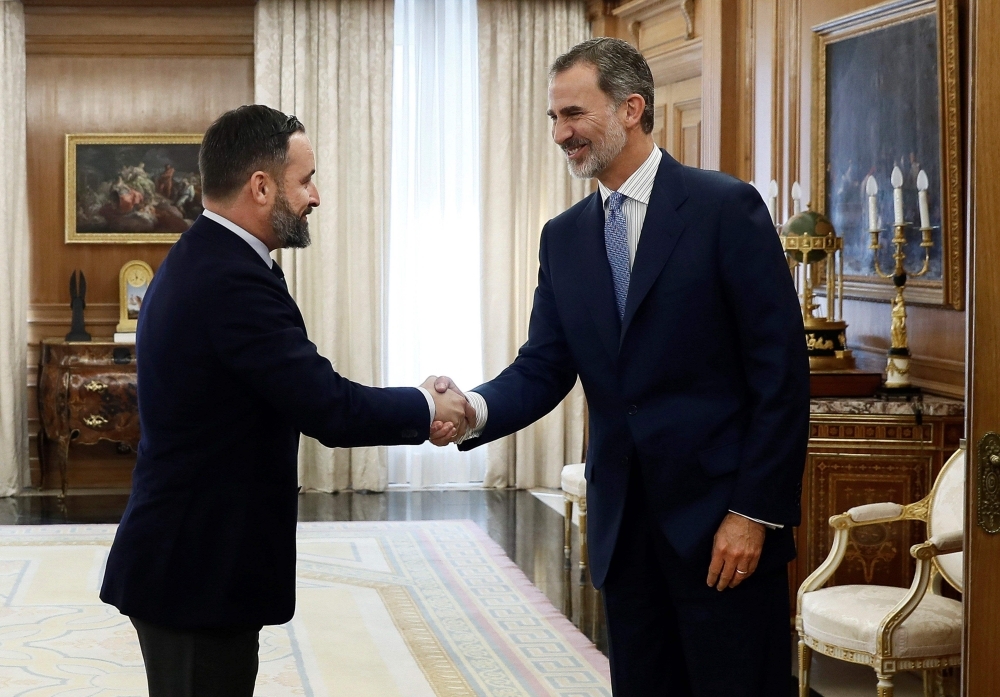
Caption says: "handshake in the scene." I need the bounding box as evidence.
[420,375,477,447]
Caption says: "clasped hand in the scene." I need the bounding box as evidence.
[420,375,476,446]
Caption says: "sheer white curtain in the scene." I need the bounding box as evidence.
[0,0,28,496]
[387,0,486,487]
[255,0,394,492]
[478,0,589,489]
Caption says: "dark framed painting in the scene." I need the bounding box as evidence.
[65,134,203,244]
[812,0,962,308]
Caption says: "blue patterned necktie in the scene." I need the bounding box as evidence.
[605,191,630,320]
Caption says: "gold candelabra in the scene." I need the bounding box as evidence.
[869,218,934,389]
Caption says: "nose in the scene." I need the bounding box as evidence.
[552,118,573,146]
[309,182,320,208]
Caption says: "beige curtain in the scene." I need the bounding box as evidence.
[255,0,393,492]
[478,0,590,489]
[0,0,27,497]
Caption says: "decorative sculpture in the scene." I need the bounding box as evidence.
[65,270,92,342]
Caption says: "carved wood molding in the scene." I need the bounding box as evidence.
[646,38,702,84]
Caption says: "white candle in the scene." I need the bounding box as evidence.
[917,170,931,229]
[767,179,779,224]
[791,182,802,215]
[866,176,879,230]
[891,166,904,225]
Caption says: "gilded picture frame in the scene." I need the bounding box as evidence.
[811,0,962,309]
[117,260,155,333]
[65,133,203,244]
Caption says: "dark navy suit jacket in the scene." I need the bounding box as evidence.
[460,151,810,589]
[100,216,430,629]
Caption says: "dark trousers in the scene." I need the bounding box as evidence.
[130,617,260,697]
[601,469,791,697]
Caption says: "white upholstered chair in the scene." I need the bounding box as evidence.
[796,442,965,697]
[561,463,587,579]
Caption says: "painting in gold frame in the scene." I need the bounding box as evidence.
[65,134,203,244]
[811,0,961,309]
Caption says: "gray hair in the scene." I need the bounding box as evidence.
[550,38,655,135]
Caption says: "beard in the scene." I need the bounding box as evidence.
[272,189,312,249]
[563,107,628,180]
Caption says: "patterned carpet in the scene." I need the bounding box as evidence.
[0,521,611,696]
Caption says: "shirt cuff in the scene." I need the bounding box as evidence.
[416,386,436,428]
[729,510,783,529]
[455,390,488,444]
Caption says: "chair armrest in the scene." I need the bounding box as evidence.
[847,502,904,524]
[912,530,964,559]
[874,531,962,656]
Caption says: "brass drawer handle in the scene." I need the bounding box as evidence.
[83,414,108,428]
[85,380,108,393]
[978,432,1000,534]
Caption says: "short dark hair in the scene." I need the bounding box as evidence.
[550,38,655,135]
[199,105,305,201]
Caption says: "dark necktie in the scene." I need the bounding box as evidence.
[270,261,287,290]
[605,191,630,320]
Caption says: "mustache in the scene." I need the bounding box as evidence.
[561,138,589,153]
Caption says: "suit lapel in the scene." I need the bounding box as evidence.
[576,193,621,363]
[620,152,689,345]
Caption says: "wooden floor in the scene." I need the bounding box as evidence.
[0,489,608,654]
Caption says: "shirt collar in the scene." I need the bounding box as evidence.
[202,209,273,268]
[598,145,662,207]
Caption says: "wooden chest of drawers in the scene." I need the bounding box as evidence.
[37,339,140,495]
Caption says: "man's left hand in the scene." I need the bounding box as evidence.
[706,513,765,591]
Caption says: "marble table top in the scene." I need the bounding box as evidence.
[810,394,964,417]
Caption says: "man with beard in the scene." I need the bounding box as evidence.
[443,38,809,695]
[101,105,473,697]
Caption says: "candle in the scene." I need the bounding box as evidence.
[767,180,779,224]
[917,170,931,229]
[791,182,802,215]
[891,166,904,225]
[866,176,879,231]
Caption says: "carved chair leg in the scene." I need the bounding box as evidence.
[797,638,811,697]
[578,497,588,584]
[877,673,895,697]
[564,496,573,568]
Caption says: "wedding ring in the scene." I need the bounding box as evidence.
[735,569,748,575]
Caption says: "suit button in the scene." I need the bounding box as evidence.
[627,405,638,415]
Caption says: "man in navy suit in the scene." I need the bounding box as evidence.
[100,105,472,697]
[445,39,809,695]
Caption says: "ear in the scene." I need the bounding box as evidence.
[622,93,646,130]
[248,170,272,206]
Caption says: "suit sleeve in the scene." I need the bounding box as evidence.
[459,225,579,450]
[718,183,810,526]
[208,267,430,449]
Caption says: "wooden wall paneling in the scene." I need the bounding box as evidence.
[24,4,254,489]
[773,0,968,398]
[752,0,775,188]
[964,0,1000,688]
[701,0,752,178]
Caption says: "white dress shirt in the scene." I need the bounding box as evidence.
[460,148,778,528]
[201,209,438,427]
